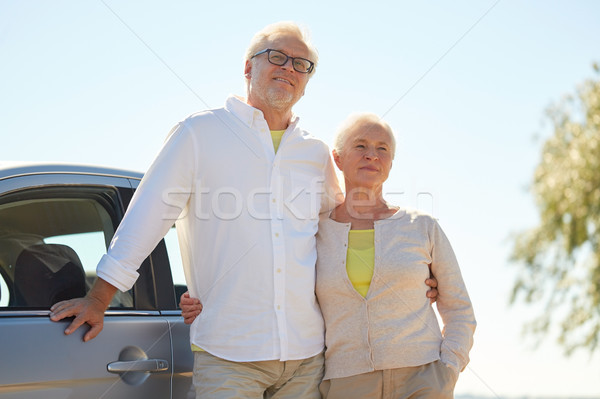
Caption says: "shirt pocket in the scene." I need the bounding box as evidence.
[282,170,323,225]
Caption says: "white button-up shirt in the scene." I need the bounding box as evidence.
[97,95,342,361]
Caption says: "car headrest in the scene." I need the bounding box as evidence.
[14,243,86,308]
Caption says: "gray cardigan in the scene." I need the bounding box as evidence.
[315,208,476,380]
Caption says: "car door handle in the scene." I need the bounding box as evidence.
[107,359,169,373]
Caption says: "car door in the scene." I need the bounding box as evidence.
[0,168,186,399]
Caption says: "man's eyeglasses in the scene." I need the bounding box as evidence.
[251,49,315,74]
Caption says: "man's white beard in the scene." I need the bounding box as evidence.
[252,78,297,111]
[265,87,295,110]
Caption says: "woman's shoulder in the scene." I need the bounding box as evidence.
[382,206,437,228]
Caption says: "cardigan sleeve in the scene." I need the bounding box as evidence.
[429,219,476,373]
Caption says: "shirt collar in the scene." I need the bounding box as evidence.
[225,95,300,131]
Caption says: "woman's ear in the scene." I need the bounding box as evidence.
[332,149,343,171]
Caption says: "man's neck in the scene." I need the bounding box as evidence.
[246,97,293,130]
[261,108,292,130]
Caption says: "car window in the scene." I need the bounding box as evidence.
[163,226,187,303]
[0,271,8,307]
[0,188,133,309]
[45,231,133,308]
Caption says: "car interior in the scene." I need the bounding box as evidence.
[0,188,133,309]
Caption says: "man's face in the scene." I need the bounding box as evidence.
[245,34,312,112]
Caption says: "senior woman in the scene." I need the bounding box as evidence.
[316,112,476,399]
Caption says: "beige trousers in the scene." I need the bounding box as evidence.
[319,360,458,399]
[193,351,324,399]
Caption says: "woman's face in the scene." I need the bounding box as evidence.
[334,121,394,190]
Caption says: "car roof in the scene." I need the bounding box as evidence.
[0,162,144,181]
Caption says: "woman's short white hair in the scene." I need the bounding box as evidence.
[244,21,319,77]
[333,113,396,159]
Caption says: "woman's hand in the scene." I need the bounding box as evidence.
[179,291,203,325]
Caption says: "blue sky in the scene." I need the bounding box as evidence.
[2,1,600,397]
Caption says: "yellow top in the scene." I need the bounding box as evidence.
[191,343,203,352]
[271,130,285,153]
[346,229,375,297]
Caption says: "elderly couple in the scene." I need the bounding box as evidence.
[50,21,476,399]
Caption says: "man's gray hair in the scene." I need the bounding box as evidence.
[333,113,397,159]
[245,21,319,76]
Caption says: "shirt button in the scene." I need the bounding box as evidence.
[275,233,279,238]
[277,305,281,310]
[277,268,282,273]
[272,198,276,203]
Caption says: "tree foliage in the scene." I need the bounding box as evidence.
[511,64,600,355]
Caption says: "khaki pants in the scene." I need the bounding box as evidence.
[320,360,458,399]
[193,351,324,399]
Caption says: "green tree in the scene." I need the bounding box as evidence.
[511,64,600,355]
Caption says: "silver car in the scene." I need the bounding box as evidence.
[0,163,193,398]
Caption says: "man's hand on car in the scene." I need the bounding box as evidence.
[426,276,439,304]
[49,278,117,342]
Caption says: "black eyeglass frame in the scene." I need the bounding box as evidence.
[251,49,315,74]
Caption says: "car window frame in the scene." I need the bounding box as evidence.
[0,171,177,315]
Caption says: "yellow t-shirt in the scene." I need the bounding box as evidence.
[271,130,285,153]
[346,229,375,298]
